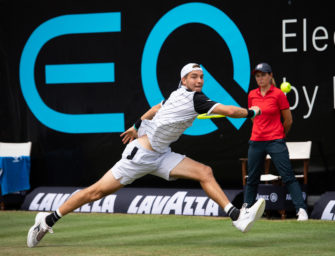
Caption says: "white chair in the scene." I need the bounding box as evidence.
[261,141,312,184]
[0,142,32,157]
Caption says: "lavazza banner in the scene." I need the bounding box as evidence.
[21,186,308,215]
[21,187,243,217]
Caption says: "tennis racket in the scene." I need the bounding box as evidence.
[197,113,226,119]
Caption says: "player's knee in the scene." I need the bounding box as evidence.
[86,186,106,202]
[200,165,214,182]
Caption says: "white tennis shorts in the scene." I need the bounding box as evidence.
[110,139,185,185]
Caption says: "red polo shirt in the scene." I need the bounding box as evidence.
[248,85,290,141]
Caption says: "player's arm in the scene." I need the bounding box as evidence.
[120,103,162,144]
[140,103,162,120]
[211,103,261,118]
[281,108,293,135]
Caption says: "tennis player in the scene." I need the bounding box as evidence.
[27,63,265,248]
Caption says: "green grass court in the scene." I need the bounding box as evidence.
[0,211,334,256]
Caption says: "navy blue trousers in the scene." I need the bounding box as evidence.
[244,139,307,211]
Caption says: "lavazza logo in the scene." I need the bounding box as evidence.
[28,191,117,213]
[28,191,219,216]
[127,192,219,216]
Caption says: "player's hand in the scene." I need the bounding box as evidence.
[120,126,138,144]
[250,106,261,116]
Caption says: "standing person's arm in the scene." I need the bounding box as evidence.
[281,108,293,135]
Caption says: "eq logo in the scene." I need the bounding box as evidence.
[19,3,250,135]
[142,3,250,135]
[19,12,124,133]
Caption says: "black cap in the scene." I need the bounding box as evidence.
[252,63,272,75]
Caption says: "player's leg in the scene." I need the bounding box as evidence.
[27,169,123,248]
[58,170,123,216]
[169,156,265,232]
[170,157,231,209]
[27,139,155,247]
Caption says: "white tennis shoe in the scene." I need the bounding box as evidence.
[297,208,308,221]
[232,198,265,233]
[27,212,53,248]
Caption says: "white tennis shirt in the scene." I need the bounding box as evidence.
[138,86,219,153]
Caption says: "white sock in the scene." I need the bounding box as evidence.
[224,203,234,214]
[56,208,63,217]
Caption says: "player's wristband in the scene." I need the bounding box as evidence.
[133,119,142,131]
[246,109,257,118]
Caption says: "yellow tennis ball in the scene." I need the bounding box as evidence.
[280,82,291,93]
